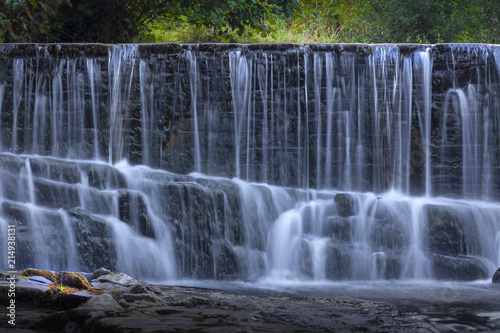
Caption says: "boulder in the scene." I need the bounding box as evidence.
[80,293,123,313]
[90,267,112,280]
[334,193,355,217]
[28,276,54,284]
[425,205,467,255]
[92,272,138,287]
[432,254,488,281]
[56,271,92,290]
[492,268,500,284]
[129,284,148,294]
[19,268,56,282]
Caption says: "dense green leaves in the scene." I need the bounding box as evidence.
[0,0,297,43]
[368,0,500,43]
[0,0,498,43]
[0,0,72,42]
[289,0,500,44]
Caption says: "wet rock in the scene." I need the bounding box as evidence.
[324,217,351,240]
[3,269,500,332]
[92,272,138,287]
[36,311,78,332]
[492,268,500,284]
[170,182,231,279]
[28,276,54,284]
[431,254,488,281]
[122,292,160,304]
[383,253,403,280]
[425,205,467,255]
[154,307,184,315]
[214,240,239,279]
[83,163,128,189]
[0,280,49,306]
[80,293,123,313]
[68,208,117,272]
[334,193,355,217]
[118,190,155,238]
[129,284,148,294]
[28,157,81,184]
[324,241,352,280]
[0,279,91,309]
[56,271,92,290]
[368,201,409,251]
[33,178,81,209]
[78,271,94,281]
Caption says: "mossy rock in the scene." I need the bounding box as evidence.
[56,271,92,290]
[19,268,55,282]
[90,267,112,280]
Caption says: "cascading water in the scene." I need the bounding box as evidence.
[0,43,499,283]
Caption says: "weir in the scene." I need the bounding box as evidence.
[0,43,499,282]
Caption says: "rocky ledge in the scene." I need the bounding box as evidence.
[1,268,500,332]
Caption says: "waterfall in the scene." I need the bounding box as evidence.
[0,43,499,282]
[108,45,138,164]
[186,51,202,173]
[229,51,252,179]
[415,48,433,197]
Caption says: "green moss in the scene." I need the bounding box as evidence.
[90,267,112,280]
[55,271,92,290]
[110,290,125,301]
[19,268,56,282]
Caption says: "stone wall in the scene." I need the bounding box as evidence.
[1,43,499,199]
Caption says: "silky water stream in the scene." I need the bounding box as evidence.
[0,43,499,309]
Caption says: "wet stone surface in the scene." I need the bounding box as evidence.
[1,270,500,332]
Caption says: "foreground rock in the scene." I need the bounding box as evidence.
[1,269,500,332]
[0,270,400,332]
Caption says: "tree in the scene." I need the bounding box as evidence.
[0,0,67,43]
[0,0,297,43]
[369,0,500,43]
[291,0,500,44]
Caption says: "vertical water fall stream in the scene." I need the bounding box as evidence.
[0,43,499,282]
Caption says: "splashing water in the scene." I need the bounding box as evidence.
[0,44,499,284]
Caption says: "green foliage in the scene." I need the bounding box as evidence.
[0,0,297,43]
[145,22,220,44]
[0,0,497,43]
[143,0,297,43]
[266,0,499,44]
[369,0,480,43]
[0,0,67,43]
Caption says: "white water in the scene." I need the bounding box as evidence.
[0,44,499,283]
[0,151,499,281]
